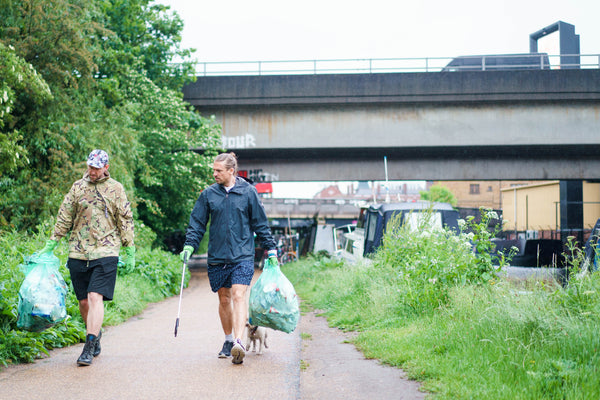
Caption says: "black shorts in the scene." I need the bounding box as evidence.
[67,257,119,301]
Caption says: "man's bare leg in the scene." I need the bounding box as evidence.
[230,284,249,364]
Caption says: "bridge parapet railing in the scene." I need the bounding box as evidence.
[191,54,600,76]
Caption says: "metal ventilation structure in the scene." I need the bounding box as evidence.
[530,21,580,68]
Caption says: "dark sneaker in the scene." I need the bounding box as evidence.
[77,339,96,366]
[231,339,246,365]
[93,330,102,357]
[218,340,234,358]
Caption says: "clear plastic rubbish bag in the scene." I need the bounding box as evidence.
[17,252,68,332]
[249,257,300,333]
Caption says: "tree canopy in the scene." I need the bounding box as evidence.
[0,0,221,245]
[420,184,458,207]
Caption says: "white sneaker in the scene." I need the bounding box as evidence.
[231,339,246,364]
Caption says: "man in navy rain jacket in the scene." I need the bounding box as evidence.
[181,152,277,365]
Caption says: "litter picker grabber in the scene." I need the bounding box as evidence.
[174,254,188,337]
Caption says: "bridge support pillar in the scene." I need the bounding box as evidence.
[560,180,583,245]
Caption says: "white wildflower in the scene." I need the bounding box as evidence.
[487,210,499,219]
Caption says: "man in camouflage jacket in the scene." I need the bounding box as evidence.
[40,149,135,366]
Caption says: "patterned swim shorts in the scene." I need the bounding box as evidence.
[207,260,254,292]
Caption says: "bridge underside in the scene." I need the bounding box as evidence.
[231,144,600,181]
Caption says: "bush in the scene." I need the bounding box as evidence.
[0,227,186,368]
[373,208,511,315]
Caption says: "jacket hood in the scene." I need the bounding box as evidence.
[232,176,251,190]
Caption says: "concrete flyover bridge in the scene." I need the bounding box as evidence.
[183,63,600,182]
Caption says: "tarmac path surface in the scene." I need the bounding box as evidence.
[0,267,425,400]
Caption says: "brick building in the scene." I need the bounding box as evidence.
[430,181,543,210]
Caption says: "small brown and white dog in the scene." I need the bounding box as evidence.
[245,322,268,355]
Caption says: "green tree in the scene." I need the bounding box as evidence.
[99,0,197,92]
[0,42,52,178]
[0,0,110,229]
[0,0,105,89]
[0,0,219,241]
[117,67,221,242]
[420,184,458,207]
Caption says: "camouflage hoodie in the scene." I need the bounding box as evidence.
[51,171,134,260]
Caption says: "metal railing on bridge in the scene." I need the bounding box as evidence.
[191,54,600,76]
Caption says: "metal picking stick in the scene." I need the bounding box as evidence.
[174,256,188,337]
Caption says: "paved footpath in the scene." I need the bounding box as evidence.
[0,268,425,400]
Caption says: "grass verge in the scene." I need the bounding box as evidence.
[282,210,600,399]
[284,257,600,399]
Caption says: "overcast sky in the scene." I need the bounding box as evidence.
[156,0,599,62]
[154,0,599,198]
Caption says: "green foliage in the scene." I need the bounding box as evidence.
[0,0,220,241]
[419,184,458,207]
[100,0,197,91]
[0,41,52,178]
[0,228,186,368]
[284,211,600,399]
[373,208,506,315]
[0,0,212,368]
[116,68,220,241]
[0,0,105,90]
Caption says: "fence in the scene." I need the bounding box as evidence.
[189,54,600,76]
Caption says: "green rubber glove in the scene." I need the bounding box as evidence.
[180,245,193,262]
[40,239,58,254]
[124,246,135,269]
[267,249,278,264]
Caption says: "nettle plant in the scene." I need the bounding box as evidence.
[375,207,515,313]
[462,209,519,282]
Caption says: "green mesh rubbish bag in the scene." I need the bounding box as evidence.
[17,252,68,332]
[249,258,300,333]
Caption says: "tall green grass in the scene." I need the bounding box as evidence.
[284,209,600,399]
[0,223,187,368]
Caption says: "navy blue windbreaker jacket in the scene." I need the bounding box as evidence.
[184,177,276,265]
